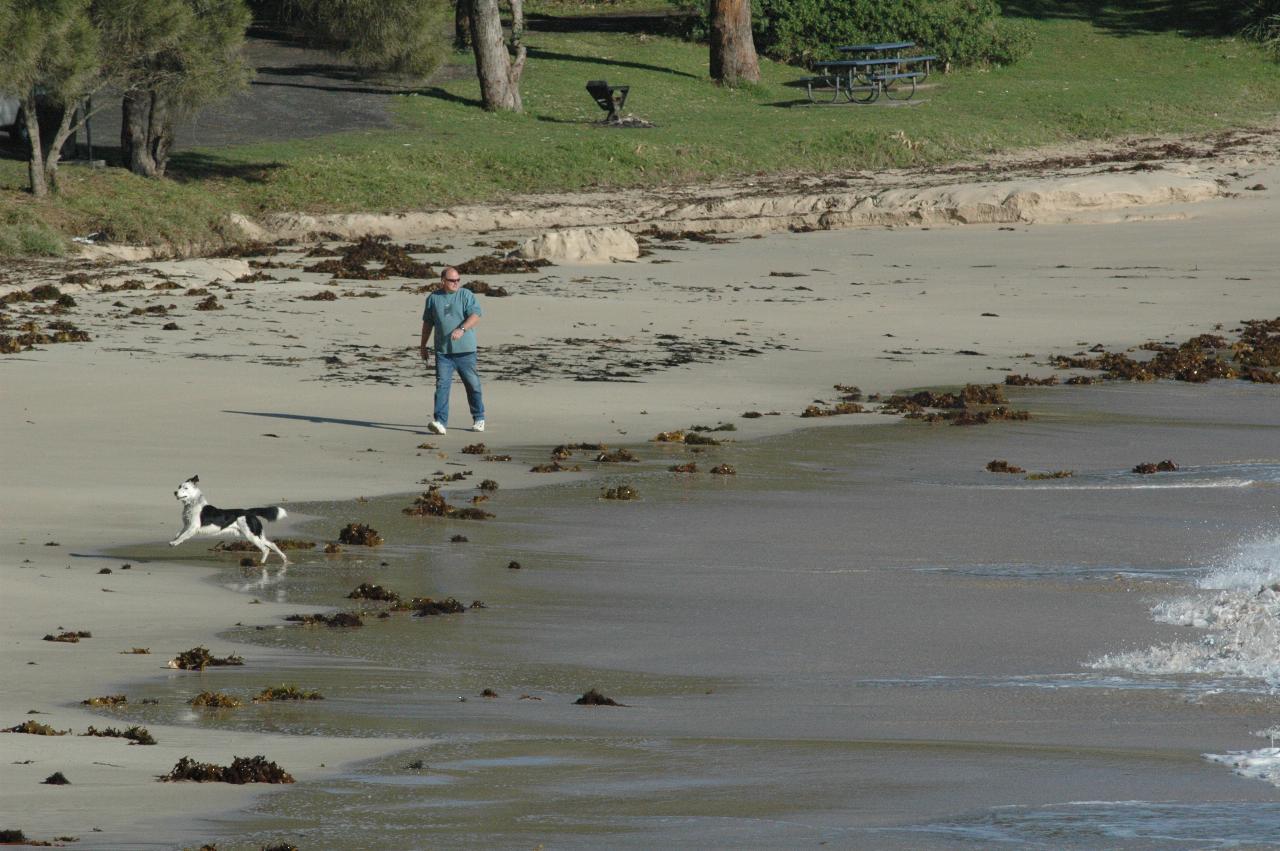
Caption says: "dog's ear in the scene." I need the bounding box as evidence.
[190,475,199,484]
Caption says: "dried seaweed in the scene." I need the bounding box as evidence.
[461,443,487,454]
[300,290,338,301]
[450,534,469,542]
[530,461,580,473]
[347,582,400,602]
[670,462,698,473]
[986,460,1025,474]
[652,430,685,442]
[1027,470,1074,480]
[284,612,363,627]
[1004,374,1059,386]
[161,755,295,784]
[81,694,127,707]
[303,235,435,280]
[574,688,624,706]
[4,720,69,735]
[710,464,737,475]
[596,448,638,462]
[1133,460,1178,474]
[43,630,91,643]
[191,691,243,708]
[194,295,223,311]
[464,281,510,297]
[602,485,639,500]
[253,685,324,702]
[453,507,494,520]
[411,597,467,616]
[683,433,720,446]
[82,725,155,745]
[478,479,499,491]
[800,402,863,418]
[454,255,550,275]
[483,454,512,462]
[481,688,499,698]
[403,487,453,516]
[338,523,383,546]
[168,647,244,670]
[507,560,522,570]
[43,772,70,785]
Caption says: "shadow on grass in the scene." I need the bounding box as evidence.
[526,47,699,79]
[168,153,286,184]
[1002,0,1241,37]
[402,86,486,109]
[526,10,694,36]
[223,409,434,436]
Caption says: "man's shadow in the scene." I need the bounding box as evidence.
[222,410,433,435]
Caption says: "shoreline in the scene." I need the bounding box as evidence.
[4,141,1280,844]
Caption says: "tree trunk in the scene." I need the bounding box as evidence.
[709,0,760,86]
[469,0,524,112]
[454,0,472,48]
[121,89,174,178]
[21,91,48,198]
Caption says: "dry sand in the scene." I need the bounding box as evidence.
[2,131,1280,845]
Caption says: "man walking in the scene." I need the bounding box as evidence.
[420,266,484,435]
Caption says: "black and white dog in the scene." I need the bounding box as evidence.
[170,475,289,564]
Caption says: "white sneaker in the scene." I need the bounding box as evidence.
[473,420,485,433]
[428,421,446,435]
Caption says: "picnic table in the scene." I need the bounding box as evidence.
[802,41,938,105]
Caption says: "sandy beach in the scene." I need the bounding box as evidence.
[3,132,1280,847]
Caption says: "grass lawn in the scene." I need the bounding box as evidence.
[2,6,1278,253]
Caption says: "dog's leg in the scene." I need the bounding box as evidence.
[262,536,289,565]
[239,520,284,565]
[169,522,199,547]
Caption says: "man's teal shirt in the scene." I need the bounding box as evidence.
[424,288,483,354]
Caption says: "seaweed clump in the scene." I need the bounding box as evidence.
[986,460,1025,474]
[403,487,494,519]
[83,725,156,745]
[43,772,70,785]
[284,612,364,627]
[596,448,638,462]
[1027,470,1074,480]
[303,235,435,280]
[710,464,737,475]
[574,689,624,706]
[168,647,244,670]
[410,597,467,616]
[81,694,127,707]
[461,442,487,454]
[1004,374,1059,386]
[191,691,243,708]
[602,485,639,500]
[454,255,550,275]
[464,280,510,297]
[478,479,499,491]
[530,461,580,473]
[338,523,383,546]
[160,755,295,784]
[800,402,863,418]
[347,582,401,602]
[670,462,697,473]
[43,630,91,643]
[4,720,69,735]
[253,685,324,702]
[1133,459,1178,474]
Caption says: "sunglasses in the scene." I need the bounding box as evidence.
[443,276,461,283]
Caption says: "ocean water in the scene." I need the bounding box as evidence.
[104,380,1280,849]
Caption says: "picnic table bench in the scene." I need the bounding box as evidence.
[799,41,938,105]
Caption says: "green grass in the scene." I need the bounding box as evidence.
[2,12,1278,253]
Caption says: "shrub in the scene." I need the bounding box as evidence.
[750,0,1033,68]
[1240,0,1280,59]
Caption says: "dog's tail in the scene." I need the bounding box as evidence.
[249,506,287,522]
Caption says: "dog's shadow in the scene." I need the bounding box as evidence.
[223,410,434,435]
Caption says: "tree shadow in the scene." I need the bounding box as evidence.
[526,47,699,79]
[168,152,286,184]
[1001,0,1241,38]
[222,409,434,436]
[526,10,694,36]
[403,86,486,109]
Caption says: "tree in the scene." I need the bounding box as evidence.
[0,0,97,197]
[114,0,253,178]
[709,0,760,86]
[468,0,524,111]
[288,0,450,78]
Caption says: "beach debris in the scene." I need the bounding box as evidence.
[160,755,295,784]
[300,290,338,301]
[194,295,223,311]
[683,432,721,446]
[0,831,30,843]
[42,772,70,785]
[461,443,487,454]
[338,523,383,546]
[347,582,400,603]
[1064,375,1095,385]
[479,479,499,491]
[1027,470,1074,480]
[303,235,434,280]
[81,695,127,707]
[82,725,155,745]
[121,647,151,654]
[1245,367,1279,383]
[1133,459,1178,474]
[168,647,244,670]
[455,255,550,275]
[507,560,522,570]
[464,280,510,297]
[530,461,580,473]
[450,534,469,542]
[454,507,494,520]
[4,720,69,735]
[602,485,639,500]
[253,685,324,702]
[710,464,737,475]
[689,422,737,432]
[191,691,243,709]
[652,430,685,442]
[596,448,638,462]
[404,488,451,516]
[411,597,467,616]
[986,460,1026,474]
[741,411,763,418]
[670,462,698,473]
[98,567,112,574]
[1005,374,1059,386]
[284,612,363,627]
[574,689,624,706]
[217,538,308,555]
[324,542,343,554]
[481,688,499,698]
[801,402,863,417]
[483,454,512,462]
[43,630,91,643]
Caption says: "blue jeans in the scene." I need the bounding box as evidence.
[433,351,484,425]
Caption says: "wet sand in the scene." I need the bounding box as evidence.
[2,143,1280,847]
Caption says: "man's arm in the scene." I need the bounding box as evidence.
[451,313,480,340]
[419,320,433,359]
